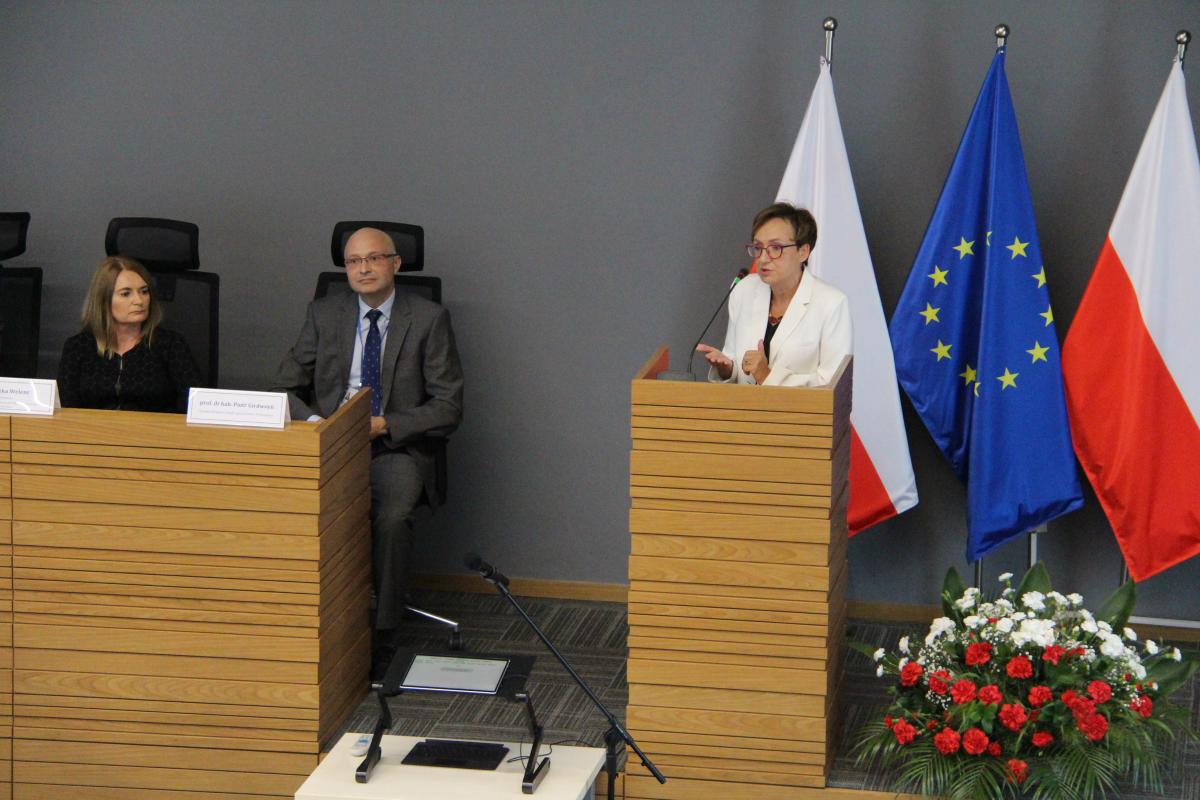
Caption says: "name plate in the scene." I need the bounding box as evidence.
[0,378,59,415]
[186,388,289,429]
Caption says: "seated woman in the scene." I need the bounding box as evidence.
[698,202,851,386]
[57,256,200,412]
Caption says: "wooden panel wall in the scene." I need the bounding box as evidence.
[1,405,370,800]
[0,416,12,800]
[625,353,850,798]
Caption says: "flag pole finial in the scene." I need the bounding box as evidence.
[823,17,837,66]
[1177,30,1191,67]
[994,24,1009,51]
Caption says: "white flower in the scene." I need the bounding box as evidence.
[1048,591,1067,605]
[1002,587,1015,597]
[898,657,909,671]
[996,617,1014,634]
[996,597,1014,609]
[1081,618,1099,634]
[1145,640,1159,655]
[1171,648,1182,662]
[1099,633,1125,658]
[873,648,885,662]
[1067,593,1083,606]
[1130,662,1147,681]
[898,636,910,653]
[877,664,885,677]
[1012,618,1057,648]
[1097,621,1113,633]
[955,594,978,611]
[925,617,956,645]
[1123,627,1138,641]
[998,572,1013,582]
[1022,591,1046,611]
[964,615,986,630]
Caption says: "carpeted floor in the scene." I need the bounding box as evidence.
[335,590,1200,798]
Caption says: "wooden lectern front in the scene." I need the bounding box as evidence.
[625,347,850,799]
[0,391,372,799]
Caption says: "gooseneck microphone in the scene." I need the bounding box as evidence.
[658,268,749,381]
[465,553,510,588]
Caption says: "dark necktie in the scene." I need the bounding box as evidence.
[363,309,383,416]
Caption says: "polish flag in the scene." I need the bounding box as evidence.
[776,59,918,533]
[1062,60,1200,581]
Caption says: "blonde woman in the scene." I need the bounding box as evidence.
[57,256,200,411]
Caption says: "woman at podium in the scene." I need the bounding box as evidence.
[57,256,200,412]
[697,203,851,387]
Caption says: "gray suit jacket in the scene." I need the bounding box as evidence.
[272,289,464,505]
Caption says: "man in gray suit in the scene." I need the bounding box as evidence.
[273,227,463,646]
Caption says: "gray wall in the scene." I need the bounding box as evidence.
[3,1,1198,619]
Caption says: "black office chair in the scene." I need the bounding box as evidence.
[317,220,458,649]
[0,212,41,378]
[105,217,219,387]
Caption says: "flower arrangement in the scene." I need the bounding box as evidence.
[851,564,1198,800]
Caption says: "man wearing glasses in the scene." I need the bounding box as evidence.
[273,227,463,667]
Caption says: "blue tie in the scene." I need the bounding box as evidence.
[363,309,383,416]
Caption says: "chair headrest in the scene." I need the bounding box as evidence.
[105,217,200,272]
[331,221,423,272]
[0,212,31,261]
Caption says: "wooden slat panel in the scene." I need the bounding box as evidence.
[13,522,319,561]
[628,634,826,661]
[631,378,836,414]
[628,659,828,696]
[15,625,317,662]
[630,579,833,606]
[626,705,827,743]
[15,500,317,536]
[628,555,829,591]
[630,473,830,498]
[632,427,832,449]
[15,692,315,722]
[630,507,831,543]
[14,670,318,710]
[15,600,316,630]
[631,450,830,486]
[16,649,316,684]
[14,578,318,607]
[629,727,823,755]
[13,440,316,469]
[14,590,317,619]
[14,548,313,580]
[14,474,320,515]
[629,647,824,671]
[11,410,318,456]
[13,725,315,753]
[13,463,318,490]
[13,450,319,479]
[16,704,315,732]
[630,602,827,625]
[629,589,829,614]
[15,557,317,590]
[631,410,832,433]
[13,762,305,794]
[14,787,280,800]
[634,439,832,461]
[648,760,825,785]
[627,685,824,717]
[634,738,824,766]
[631,534,829,566]
[633,497,829,519]
[628,613,827,637]
[630,485,830,509]
[317,389,370,456]
[625,775,923,800]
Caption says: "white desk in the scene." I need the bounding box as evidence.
[296,733,606,800]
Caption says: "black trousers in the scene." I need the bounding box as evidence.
[369,448,424,631]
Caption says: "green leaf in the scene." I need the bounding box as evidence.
[1096,579,1137,631]
[1016,562,1053,596]
[848,641,883,662]
[1147,657,1199,698]
[942,567,967,617]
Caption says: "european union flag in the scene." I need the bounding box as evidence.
[889,49,1083,562]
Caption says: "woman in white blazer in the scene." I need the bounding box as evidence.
[697,203,851,387]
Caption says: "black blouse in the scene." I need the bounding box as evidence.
[57,328,201,413]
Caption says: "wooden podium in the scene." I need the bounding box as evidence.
[0,391,372,799]
[625,347,850,799]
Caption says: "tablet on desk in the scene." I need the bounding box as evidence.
[400,654,511,695]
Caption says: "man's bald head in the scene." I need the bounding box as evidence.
[344,227,401,307]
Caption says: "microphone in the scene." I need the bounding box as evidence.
[465,553,510,588]
[659,268,749,381]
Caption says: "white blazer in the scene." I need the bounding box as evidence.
[709,272,852,387]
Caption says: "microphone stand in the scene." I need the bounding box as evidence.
[469,559,666,799]
[658,269,748,381]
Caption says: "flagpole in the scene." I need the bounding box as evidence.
[1177,30,1191,65]
[994,23,1008,51]
[823,17,836,68]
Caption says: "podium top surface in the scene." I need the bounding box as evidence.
[295,733,605,800]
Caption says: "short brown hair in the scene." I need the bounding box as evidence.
[80,256,162,357]
[751,202,818,253]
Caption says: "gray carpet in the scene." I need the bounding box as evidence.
[335,590,1199,798]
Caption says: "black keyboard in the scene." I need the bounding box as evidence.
[402,738,510,770]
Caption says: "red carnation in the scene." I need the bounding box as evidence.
[962,727,989,755]
[883,715,893,727]
[928,669,951,695]
[1027,685,1053,707]
[900,661,925,687]
[1006,655,1034,679]
[1070,696,1096,721]
[999,703,1028,732]
[978,684,1003,705]
[1042,644,1066,665]
[926,720,938,730]
[1071,647,1086,657]
[1087,680,1112,704]
[1130,695,1153,718]
[891,719,917,745]
[1032,731,1054,748]
[1078,713,1109,741]
[987,742,1002,757]
[1007,758,1030,784]
[933,727,961,755]
[950,679,977,705]
[1060,689,1078,706]
[965,642,993,666]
